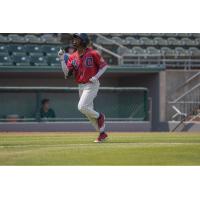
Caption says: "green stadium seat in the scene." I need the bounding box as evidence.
[8,34,26,43]
[167,37,181,46]
[8,44,26,54]
[192,33,200,38]
[117,47,132,55]
[125,37,140,45]
[175,47,189,57]
[0,55,13,66]
[41,34,60,44]
[195,38,200,45]
[25,45,43,56]
[146,47,160,55]
[41,45,60,56]
[12,55,30,66]
[96,37,113,45]
[139,37,154,45]
[0,35,9,43]
[161,47,175,57]
[111,36,124,45]
[180,38,197,46]
[132,47,146,55]
[30,55,48,66]
[25,34,44,43]
[153,37,168,45]
[0,45,9,54]
[188,47,200,57]
[47,55,60,66]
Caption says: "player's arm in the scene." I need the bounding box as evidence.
[58,49,69,78]
[89,51,108,83]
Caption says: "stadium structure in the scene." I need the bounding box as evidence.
[0,33,200,132]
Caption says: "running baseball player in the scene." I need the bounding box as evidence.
[58,33,108,143]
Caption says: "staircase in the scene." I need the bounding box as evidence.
[168,78,200,131]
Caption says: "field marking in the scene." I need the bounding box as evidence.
[0,142,200,149]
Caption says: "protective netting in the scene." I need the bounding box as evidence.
[0,87,148,122]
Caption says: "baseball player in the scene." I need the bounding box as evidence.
[58,33,108,143]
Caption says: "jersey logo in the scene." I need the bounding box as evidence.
[85,57,93,67]
[71,59,79,70]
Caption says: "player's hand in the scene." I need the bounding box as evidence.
[89,76,98,83]
[58,49,65,61]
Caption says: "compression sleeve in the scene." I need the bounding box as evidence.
[94,65,108,79]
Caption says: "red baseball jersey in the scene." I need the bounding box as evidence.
[66,48,107,84]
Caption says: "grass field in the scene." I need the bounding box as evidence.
[0,132,200,165]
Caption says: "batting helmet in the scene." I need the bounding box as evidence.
[73,33,90,47]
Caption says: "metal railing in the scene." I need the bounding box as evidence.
[168,83,200,122]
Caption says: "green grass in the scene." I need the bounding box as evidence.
[0,132,200,165]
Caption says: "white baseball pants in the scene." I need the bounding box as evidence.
[78,81,100,131]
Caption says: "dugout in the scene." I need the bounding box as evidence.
[0,65,165,131]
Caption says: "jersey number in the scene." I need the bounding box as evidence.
[85,57,93,67]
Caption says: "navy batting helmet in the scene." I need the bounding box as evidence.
[73,33,89,47]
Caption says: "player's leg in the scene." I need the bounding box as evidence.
[78,84,107,142]
[78,85,100,119]
[79,88,99,131]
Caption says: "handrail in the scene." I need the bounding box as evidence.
[93,43,122,59]
[168,71,200,101]
[171,83,200,103]
[0,86,148,92]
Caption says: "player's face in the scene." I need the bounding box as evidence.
[68,47,75,55]
[73,37,82,48]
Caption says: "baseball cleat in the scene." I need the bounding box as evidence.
[94,132,108,143]
[97,113,105,131]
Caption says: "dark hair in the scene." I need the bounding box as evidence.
[41,98,49,105]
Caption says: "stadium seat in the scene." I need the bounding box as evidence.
[96,37,113,45]
[41,34,60,44]
[151,33,165,37]
[0,45,9,55]
[41,45,60,56]
[195,38,200,45]
[0,55,13,66]
[180,38,196,46]
[8,34,26,43]
[25,34,44,43]
[117,47,132,55]
[175,47,189,57]
[164,33,178,37]
[192,33,200,38]
[139,37,154,45]
[111,37,124,45]
[179,33,192,37]
[47,55,60,66]
[146,47,160,55]
[12,55,30,66]
[161,47,175,57]
[125,37,140,45]
[167,37,181,46]
[0,35,9,43]
[132,47,146,55]
[30,55,48,66]
[25,45,43,56]
[188,47,200,57]
[8,44,26,54]
[153,37,168,46]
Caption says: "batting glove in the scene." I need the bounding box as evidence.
[58,49,65,61]
[89,76,98,83]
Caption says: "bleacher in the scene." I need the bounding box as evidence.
[0,33,200,69]
[0,34,61,67]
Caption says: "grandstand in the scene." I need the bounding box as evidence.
[0,33,200,132]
